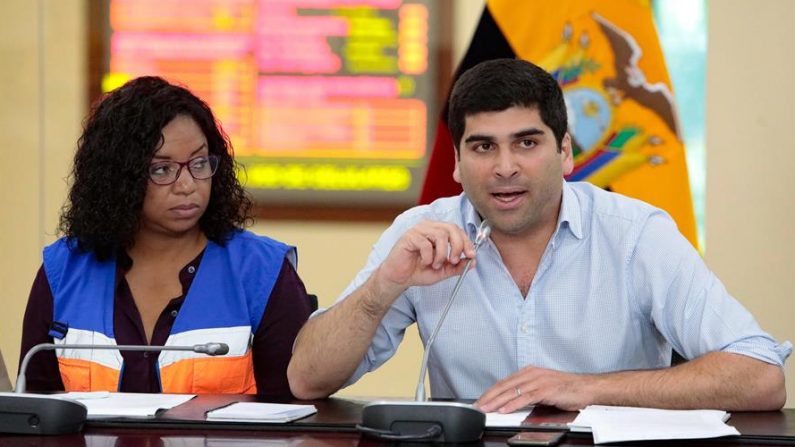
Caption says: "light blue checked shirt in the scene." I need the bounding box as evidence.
[331,181,791,399]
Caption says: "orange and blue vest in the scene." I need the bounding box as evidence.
[42,230,294,394]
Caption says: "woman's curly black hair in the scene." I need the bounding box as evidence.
[59,76,252,260]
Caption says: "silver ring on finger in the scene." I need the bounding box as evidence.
[515,386,522,396]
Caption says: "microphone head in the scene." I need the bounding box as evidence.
[475,220,491,246]
[208,343,229,356]
[194,343,229,356]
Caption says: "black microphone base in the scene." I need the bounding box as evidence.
[359,400,485,443]
[0,393,87,435]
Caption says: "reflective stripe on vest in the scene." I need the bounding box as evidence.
[54,328,123,392]
[43,230,292,393]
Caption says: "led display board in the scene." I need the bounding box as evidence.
[102,0,440,209]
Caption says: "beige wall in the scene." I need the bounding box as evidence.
[1,0,794,406]
[704,0,795,407]
[0,0,85,379]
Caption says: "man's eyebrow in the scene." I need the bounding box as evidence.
[463,134,495,144]
[463,128,546,144]
[512,128,545,139]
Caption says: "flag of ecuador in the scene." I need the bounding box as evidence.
[419,0,698,248]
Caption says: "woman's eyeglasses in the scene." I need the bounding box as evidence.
[148,155,219,185]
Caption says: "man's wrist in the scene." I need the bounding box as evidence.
[582,372,609,406]
[359,266,403,318]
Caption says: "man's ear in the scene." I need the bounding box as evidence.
[452,149,462,184]
[561,133,574,176]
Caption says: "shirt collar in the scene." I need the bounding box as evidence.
[460,181,583,241]
[558,181,583,240]
[461,194,484,241]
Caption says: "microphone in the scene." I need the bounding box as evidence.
[358,220,491,443]
[1,341,229,435]
[15,342,229,393]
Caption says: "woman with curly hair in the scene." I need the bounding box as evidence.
[20,76,312,397]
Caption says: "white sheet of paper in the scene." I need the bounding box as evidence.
[570,405,740,444]
[63,392,195,419]
[206,402,317,423]
[485,409,533,427]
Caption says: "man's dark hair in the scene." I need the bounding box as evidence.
[59,76,252,260]
[448,58,568,153]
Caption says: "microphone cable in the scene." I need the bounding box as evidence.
[356,423,443,441]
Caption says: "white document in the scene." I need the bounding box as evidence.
[485,408,533,427]
[569,405,740,444]
[206,402,317,423]
[63,391,195,419]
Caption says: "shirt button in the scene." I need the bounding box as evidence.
[143,352,149,358]
[187,266,196,274]
[521,322,530,334]
[170,310,178,318]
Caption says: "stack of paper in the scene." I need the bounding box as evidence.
[206,402,317,423]
[486,409,533,428]
[569,405,740,444]
[63,392,195,419]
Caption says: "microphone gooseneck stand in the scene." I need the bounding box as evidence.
[358,220,491,443]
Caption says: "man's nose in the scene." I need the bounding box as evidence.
[494,150,519,178]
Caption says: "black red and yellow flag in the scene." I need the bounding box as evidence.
[419,0,698,248]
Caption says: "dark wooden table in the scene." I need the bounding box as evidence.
[1,395,794,446]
